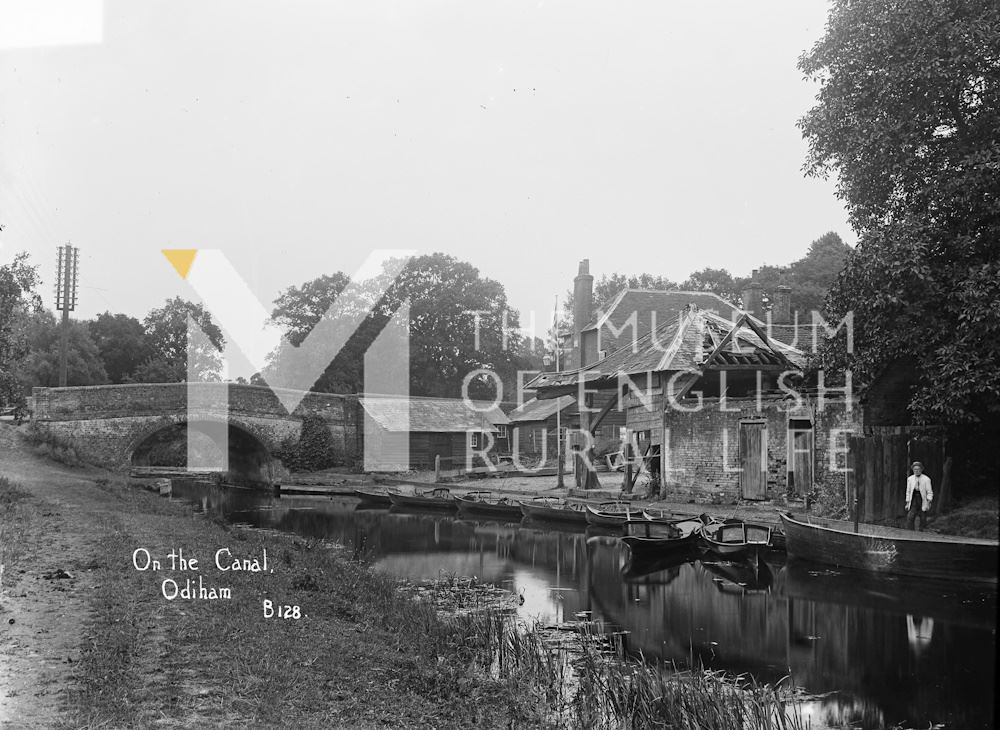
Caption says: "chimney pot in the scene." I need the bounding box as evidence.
[579,259,590,275]
[773,285,792,325]
[742,279,764,319]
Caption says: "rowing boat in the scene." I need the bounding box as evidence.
[518,497,589,525]
[699,520,772,561]
[386,486,457,511]
[455,491,523,520]
[353,487,393,506]
[778,512,998,583]
[620,517,703,560]
[585,502,645,528]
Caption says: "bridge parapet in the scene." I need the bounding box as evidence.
[29,383,363,474]
[32,383,360,421]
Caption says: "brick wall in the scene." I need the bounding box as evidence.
[623,389,861,502]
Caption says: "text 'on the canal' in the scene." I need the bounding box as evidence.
[131,547,302,619]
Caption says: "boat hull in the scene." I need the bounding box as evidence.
[519,500,588,525]
[387,489,457,511]
[621,530,699,559]
[778,512,998,583]
[353,488,392,506]
[455,496,522,521]
[585,504,644,528]
[699,522,772,560]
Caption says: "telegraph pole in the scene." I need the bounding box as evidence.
[55,243,80,387]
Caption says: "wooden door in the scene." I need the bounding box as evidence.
[739,421,767,500]
[788,420,813,496]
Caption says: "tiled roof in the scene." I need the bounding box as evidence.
[529,305,805,392]
[507,395,576,423]
[360,397,509,433]
[582,289,741,332]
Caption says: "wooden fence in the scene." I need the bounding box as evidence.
[847,430,945,523]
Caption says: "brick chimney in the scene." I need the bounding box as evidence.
[742,272,763,320]
[772,285,791,325]
[572,259,594,368]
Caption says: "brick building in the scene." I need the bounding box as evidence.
[530,304,859,500]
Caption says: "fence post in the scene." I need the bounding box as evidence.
[434,455,441,483]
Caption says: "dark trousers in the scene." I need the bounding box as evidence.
[906,492,925,531]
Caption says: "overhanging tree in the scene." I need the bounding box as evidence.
[800,0,1000,426]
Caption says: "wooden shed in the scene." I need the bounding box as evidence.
[359,396,510,471]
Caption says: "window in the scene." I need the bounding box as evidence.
[497,424,508,439]
[469,432,480,449]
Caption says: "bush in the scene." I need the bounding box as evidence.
[274,415,338,473]
[20,422,84,467]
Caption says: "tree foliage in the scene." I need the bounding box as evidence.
[89,312,151,383]
[679,268,743,304]
[17,312,109,389]
[0,253,42,404]
[131,297,226,383]
[563,272,678,320]
[266,253,534,400]
[801,0,1000,424]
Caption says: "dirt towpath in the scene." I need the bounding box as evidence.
[0,423,116,728]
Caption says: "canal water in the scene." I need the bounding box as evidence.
[172,482,997,730]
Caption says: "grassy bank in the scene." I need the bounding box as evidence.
[55,478,555,729]
[3,469,810,729]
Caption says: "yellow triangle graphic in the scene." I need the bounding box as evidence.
[162,249,198,279]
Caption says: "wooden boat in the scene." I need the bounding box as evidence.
[621,517,703,560]
[585,502,645,528]
[454,491,522,520]
[353,487,392,506]
[518,497,589,525]
[386,486,457,511]
[642,506,704,523]
[778,512,999,583]
[699,520,772,560]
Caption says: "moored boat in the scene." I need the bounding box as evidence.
[778,512,998,583]
[699,520,772,561]
[518,497,589,525]
[455,491,523,520]
[387,486,457,511]
[642,506,703,523]
[353,487,392,506]
[620,517,703,560]
[585,502,645,528]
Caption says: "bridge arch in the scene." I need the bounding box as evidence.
[127,415,276,486]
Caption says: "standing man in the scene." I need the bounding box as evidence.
[905,461,934,531]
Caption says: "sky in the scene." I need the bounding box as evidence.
[1,0,853,341]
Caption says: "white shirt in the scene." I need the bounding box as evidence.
[905,474,933,509]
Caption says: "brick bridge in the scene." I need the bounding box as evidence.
[31,384,362,484]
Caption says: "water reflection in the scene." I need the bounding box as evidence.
[171,481,996,729]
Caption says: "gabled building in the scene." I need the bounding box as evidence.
[531,304,859,501]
